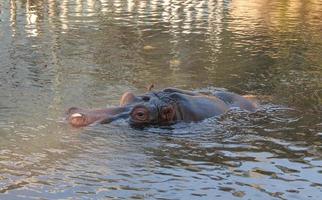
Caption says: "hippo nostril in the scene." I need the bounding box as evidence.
[160,106,175,122]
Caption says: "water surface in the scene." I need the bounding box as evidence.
[0,0,321,199]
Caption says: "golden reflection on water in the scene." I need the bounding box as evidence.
[25,0,39,37]
[2,0,320,117]
[6,0,322,24]
[60,0,68,31]
[9,0,16,37]
[6,0,322,48]
[3,0,321,111]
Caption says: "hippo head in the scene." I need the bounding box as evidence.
[121,92,178,127]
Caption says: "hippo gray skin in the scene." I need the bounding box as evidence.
[66,88,257,128]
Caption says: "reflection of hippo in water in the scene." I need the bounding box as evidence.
[66,88,257,128]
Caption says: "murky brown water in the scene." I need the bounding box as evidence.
[0,0,322,199]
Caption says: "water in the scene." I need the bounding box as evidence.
[0,0,321,199]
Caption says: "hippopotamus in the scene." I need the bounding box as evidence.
[66,88,257,128]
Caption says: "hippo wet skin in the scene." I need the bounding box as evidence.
[66,88,257,127]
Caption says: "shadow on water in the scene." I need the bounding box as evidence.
[0,0,321,199]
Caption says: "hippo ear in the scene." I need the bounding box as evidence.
[120,92,139,106]
[146,83,154,92]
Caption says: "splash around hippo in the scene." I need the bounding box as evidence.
[66,88,257,128]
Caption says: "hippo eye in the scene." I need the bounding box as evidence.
[137,111,144,117]
[131,107,149,122]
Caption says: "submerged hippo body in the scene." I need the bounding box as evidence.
[66,88,257,127]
